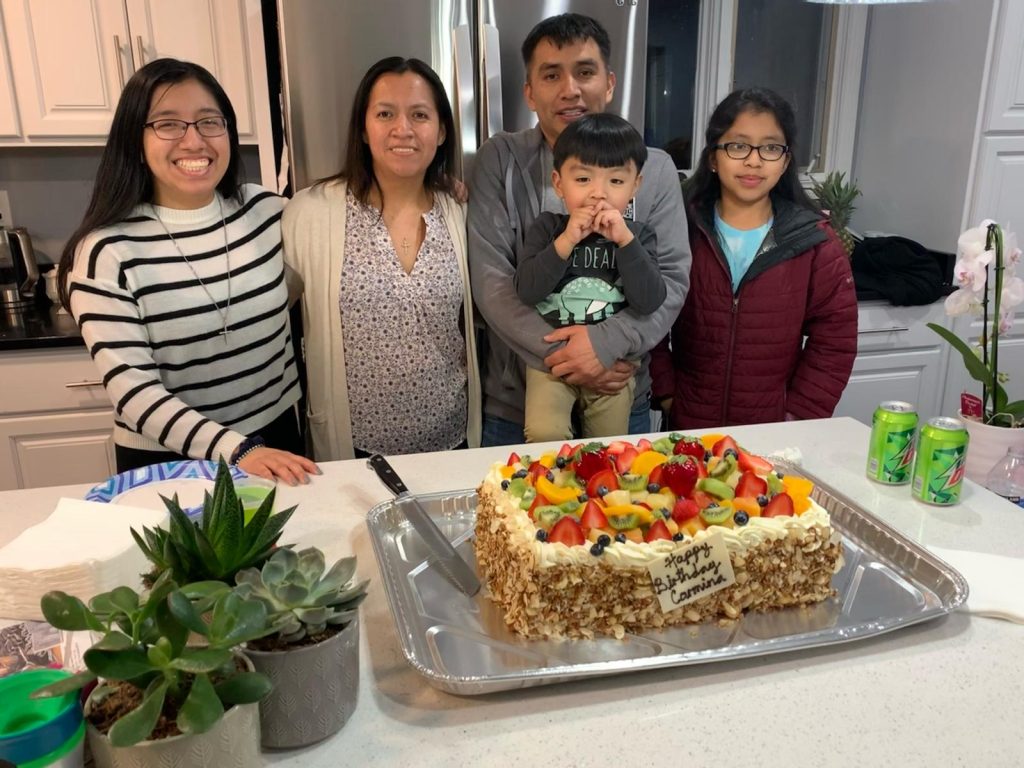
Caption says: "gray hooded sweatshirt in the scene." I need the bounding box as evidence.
[468,125,691,425]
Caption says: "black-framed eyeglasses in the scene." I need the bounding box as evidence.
[713,142,789,161]
[144,116,228,140]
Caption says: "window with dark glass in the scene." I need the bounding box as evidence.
[645,0,839,175]
[732,0,835,172]
[645,0,701,171]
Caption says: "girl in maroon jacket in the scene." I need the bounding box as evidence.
[650,88,857,429]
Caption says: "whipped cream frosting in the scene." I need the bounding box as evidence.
[483,464,834,569]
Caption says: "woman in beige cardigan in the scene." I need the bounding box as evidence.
[282,57,481,460]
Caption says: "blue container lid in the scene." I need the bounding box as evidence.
[0,669,83,765]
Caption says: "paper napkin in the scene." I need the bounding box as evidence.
[0,498,168,621]
[929,546,1024,624]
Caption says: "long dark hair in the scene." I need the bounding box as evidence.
[321,57,457,207]
[684,87,817,214]
[58,58,242,309]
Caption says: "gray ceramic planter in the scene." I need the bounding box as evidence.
[85,694,260,768]
[245,616,360,749]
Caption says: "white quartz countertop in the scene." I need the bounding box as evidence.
[1,418,1020,767]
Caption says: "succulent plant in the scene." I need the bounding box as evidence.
[234,547,369,644]
[131,458,295,584]
[32,572,273,747]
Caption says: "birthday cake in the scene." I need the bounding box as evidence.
[475,435,844,639]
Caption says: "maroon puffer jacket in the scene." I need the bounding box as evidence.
[650,197,858,429]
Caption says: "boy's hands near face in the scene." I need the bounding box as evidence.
[554,205,596,258]
[592,202,634,247]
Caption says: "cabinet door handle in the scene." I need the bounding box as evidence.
[135,35,147,66]
[113,35,126,89]
[65,380,104,389]
[858,327,910,335]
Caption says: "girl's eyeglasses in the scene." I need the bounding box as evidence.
[144,116,228,140]
[713,142,789,161]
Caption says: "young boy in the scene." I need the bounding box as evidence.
[514,113,666,442]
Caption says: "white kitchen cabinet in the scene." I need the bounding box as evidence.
[0,0,267,142]
[832,301,951,426]
[966,135,1024,230]
[984,0,1024,132]
[1,0,129,138]
[0,11,21,138]
[962,1,1024,228]
[0,346,115,490]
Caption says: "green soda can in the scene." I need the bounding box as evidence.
[866,401,918,484]
[911,417,969,505]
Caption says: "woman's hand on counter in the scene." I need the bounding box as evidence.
[238,447,320,485]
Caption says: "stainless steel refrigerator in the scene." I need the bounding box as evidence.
[275,0,652,192]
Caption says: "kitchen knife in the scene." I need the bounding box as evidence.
[367,454,480,597]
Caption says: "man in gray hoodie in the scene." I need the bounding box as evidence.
[468,12,691,446]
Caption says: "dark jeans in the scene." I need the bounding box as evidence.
[481,400,652,448]
[114,406,305,473]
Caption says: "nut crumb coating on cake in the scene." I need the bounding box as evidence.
[475,481,843,640]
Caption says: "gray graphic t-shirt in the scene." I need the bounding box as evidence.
[514,212,664,328]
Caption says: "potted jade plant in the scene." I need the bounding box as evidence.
[32,572,272,768]
[928,219,1024,481]
[131,458,295,586]
[233,547,369,748]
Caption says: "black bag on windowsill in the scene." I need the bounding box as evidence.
[851,235,955,306]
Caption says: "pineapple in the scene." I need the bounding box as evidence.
[811,171,861,257]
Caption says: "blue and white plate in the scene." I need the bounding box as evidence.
[86,460,248,520]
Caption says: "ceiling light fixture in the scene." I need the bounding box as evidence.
[807,0,934,4]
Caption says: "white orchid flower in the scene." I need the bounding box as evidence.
[1003,276,1024,308]
[1004,229,1021,267]
[954,254,991,291]
[957,220,994,261]
[944,287,978,316]
[942,221,1021,425]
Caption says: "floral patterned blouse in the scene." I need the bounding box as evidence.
[340,191,467,454]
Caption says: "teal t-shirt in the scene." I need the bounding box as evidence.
[714,208,772,293]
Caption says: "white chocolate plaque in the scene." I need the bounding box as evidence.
[648,531,736,613]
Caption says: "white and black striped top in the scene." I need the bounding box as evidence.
[69,184,301,461]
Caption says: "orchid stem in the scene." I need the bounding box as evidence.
[981,225,992,421]
[991,223,1003,425]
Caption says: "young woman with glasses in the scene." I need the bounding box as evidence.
[57,58,318,483]
[650,87,857,429]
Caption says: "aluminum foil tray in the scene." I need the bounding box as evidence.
[366,463,968,695]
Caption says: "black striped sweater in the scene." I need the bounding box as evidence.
[69,184,301,461]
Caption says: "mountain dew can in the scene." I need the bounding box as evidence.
[911,417,969,505]
[867,401,918,484]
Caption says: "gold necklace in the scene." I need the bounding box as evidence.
[151,198,232,341]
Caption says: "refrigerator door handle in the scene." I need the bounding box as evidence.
[452,23,477,170]
[480,23,502,141]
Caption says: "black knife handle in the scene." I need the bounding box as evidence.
[367,454,408,496]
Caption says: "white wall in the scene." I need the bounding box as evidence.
[851,0,994,253]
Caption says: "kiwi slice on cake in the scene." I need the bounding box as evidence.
[618,473,646,491]
[700,505,732,526]
[606,512,641,531]
[534,505,565,528]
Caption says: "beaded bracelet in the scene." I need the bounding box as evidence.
[231,435,266,464]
